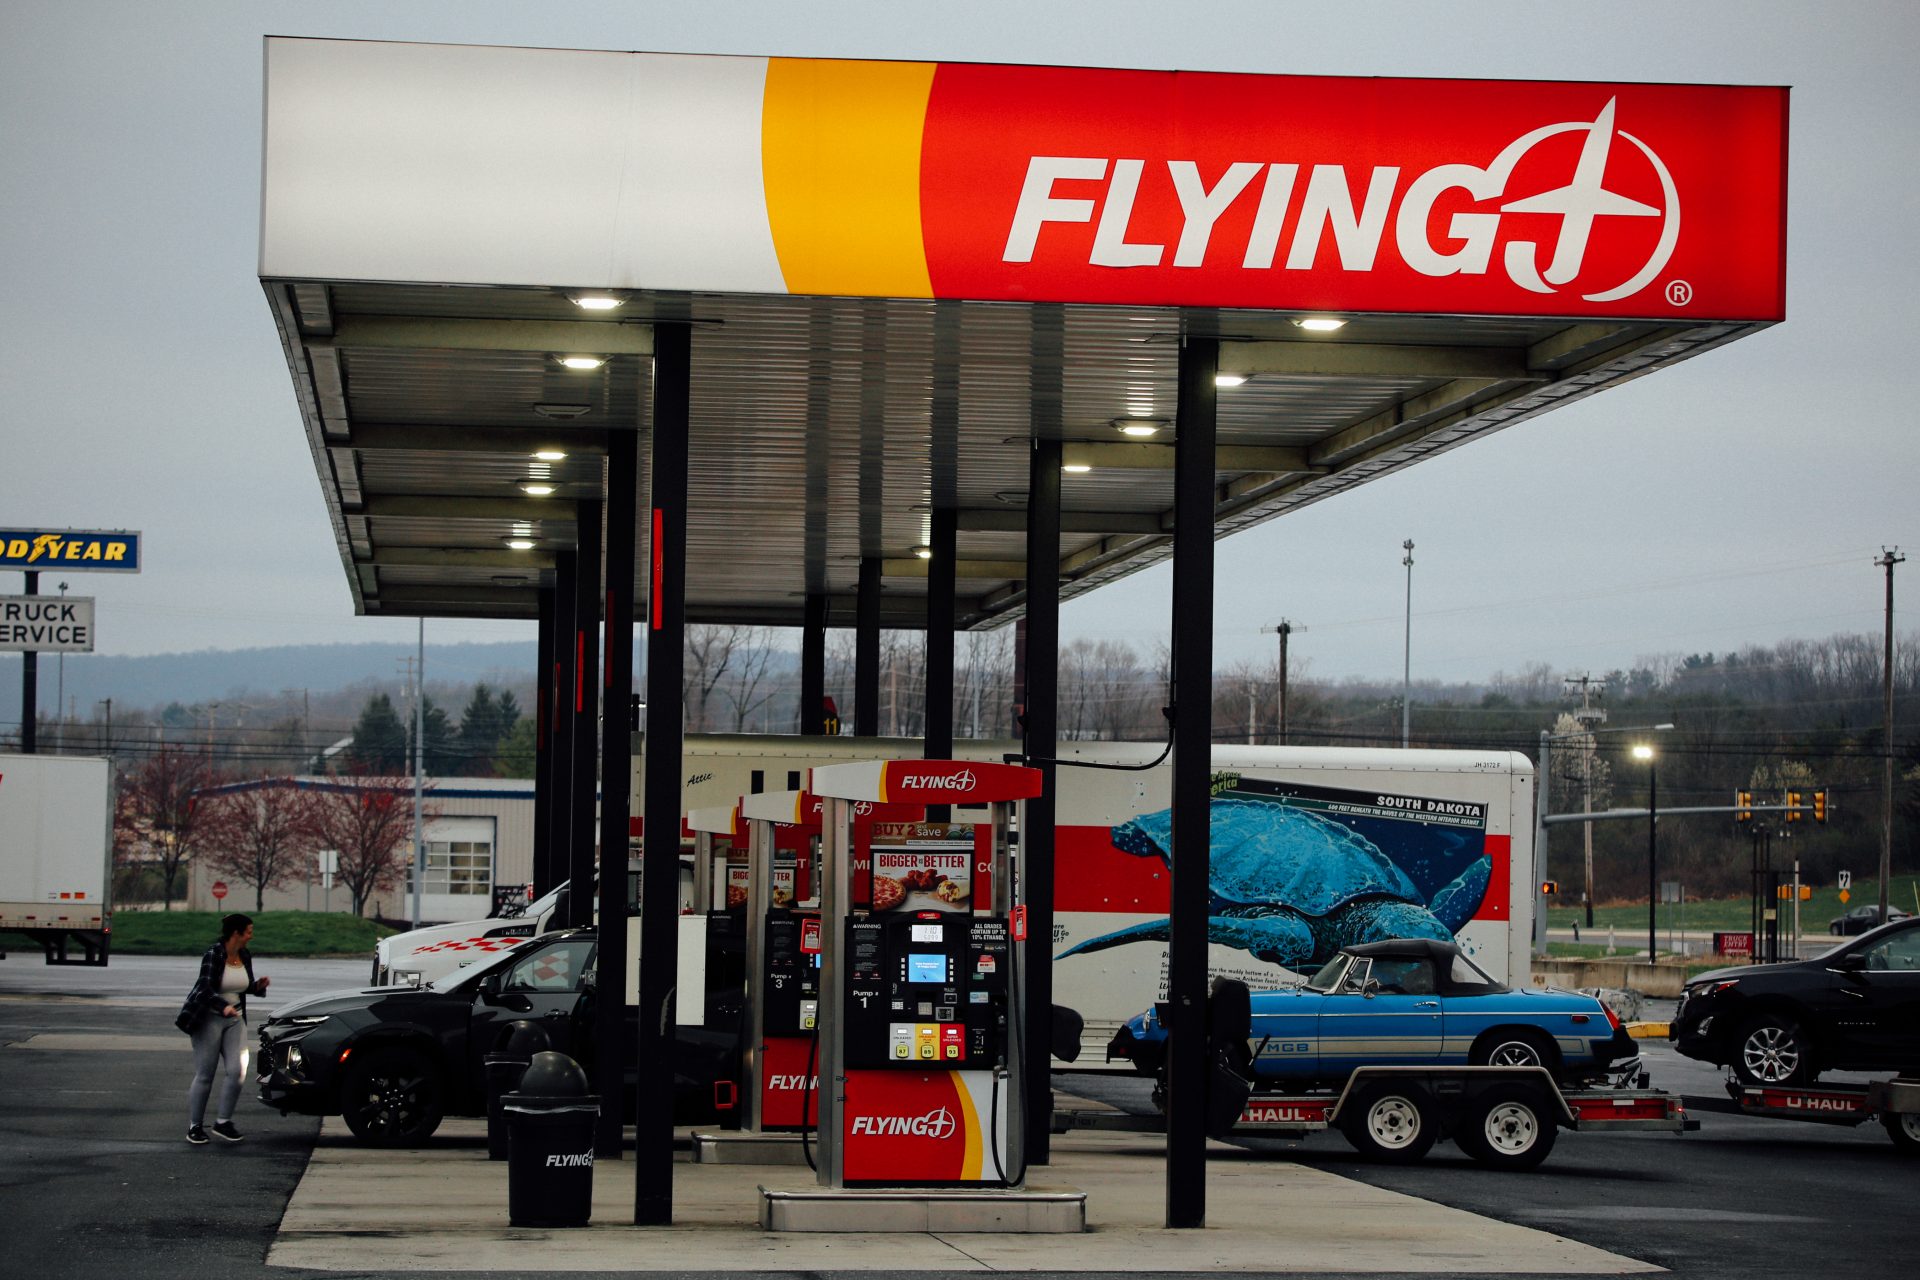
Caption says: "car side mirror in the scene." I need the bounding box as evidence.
[1362,979,1381,999]
[477,972,503,1000]
[1830,953,1867,974]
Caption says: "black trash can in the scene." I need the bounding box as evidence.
[483,1021,549,1161]
[504,1051,600,1228]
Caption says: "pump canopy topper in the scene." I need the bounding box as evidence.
[0,530,142,574]
[263,41,1787,321]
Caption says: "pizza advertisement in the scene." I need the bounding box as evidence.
[865,823,975,914]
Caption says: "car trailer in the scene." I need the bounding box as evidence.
[1057,1064,1693,1171]
[1713,1076,1920,1155]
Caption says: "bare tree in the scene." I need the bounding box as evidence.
[197,779,322,912]
[722,627,782,731]
[684,624,746,731]
[302,778,432,918]
[113,746,223,910]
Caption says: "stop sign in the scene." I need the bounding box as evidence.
[211,881,229,901]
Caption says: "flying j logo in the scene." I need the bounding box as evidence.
[897,770,977,792]
[849,1106,958,1140]
[759,61,1785,320]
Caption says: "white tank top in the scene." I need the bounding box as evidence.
[219,962,248,998]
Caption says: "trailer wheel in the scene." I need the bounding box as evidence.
[1885,1111,1920,1157]
[339,1046,445,1147]
[1339,1082,1436,1163]
[1456,1083,1558,1170]
[1731,1014,1812,1086]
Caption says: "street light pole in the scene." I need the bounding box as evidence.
[1634,743,1658,960]
[1401,540,1414,748]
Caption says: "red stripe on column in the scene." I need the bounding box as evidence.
[650,509,664,631]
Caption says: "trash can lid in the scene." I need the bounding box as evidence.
[516,1049,591,1097]
[497,1019,550,1058]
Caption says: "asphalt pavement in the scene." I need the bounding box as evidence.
[2,952,1913,1280]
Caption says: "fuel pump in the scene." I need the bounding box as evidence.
[811,759,1043,1188]
[738,789,926,1134]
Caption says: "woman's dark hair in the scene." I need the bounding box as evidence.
[219,913,254,942]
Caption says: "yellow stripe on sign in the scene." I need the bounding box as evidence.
[761,58,935,298]
[951,1069,983,1181]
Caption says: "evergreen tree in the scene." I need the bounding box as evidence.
[348,694,407,773]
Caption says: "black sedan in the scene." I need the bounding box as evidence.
[1672,917,1920,1085]
[1830,904,1913,935]
[257,927,741,1144]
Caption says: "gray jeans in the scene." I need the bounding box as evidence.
[187,1011,244,1126]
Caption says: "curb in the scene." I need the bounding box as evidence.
[1627,1022,1671,1040]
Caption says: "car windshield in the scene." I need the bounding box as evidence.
[1304,954,1351,993]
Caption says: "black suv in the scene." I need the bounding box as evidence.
[257,927,741,1144]
[1672,918,1920,1085]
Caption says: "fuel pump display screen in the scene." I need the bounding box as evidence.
[910,923,943,943]
[906,953,945,983]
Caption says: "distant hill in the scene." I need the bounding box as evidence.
[0,641,538,728]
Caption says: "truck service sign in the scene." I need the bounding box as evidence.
[0,596,94,652]
[0,529,140,573]
[265,41,1787,322]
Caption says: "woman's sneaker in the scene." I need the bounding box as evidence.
[186,1126,209,1145]
[210,1121,244,1143]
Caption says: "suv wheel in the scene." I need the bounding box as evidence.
[339,1046,445,1146]
[1885,1111,1920,1157]
[1732,1014,1812,1086]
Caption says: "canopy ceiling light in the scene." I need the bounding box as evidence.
[533,403,592,420]
[1062,462,1093,474]
[1214,373,1248,387]
[569,293,625,311]
[520,483,556,496]
[531,449,568,461]
[556,355,606,371]
[1112,418,1166,438]
[501,540,536,552]
[1293,317,1348,332]
[913,546,933,560]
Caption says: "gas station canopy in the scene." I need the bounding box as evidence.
[259,39,1787,627]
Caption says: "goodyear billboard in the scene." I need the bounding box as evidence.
[0,529,141,573]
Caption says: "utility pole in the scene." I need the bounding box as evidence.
[1877,548,1903,923]
[1401,540,1415,748]
[412,619,426,930]
[1261,620,1297,745]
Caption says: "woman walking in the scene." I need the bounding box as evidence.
[175,912,270,1144]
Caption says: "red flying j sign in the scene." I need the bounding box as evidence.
[918,69,1786,320]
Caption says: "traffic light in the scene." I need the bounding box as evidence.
[1812,789,1829,823]
[1784,790,1802,823]
[1540,880,1559,897]
[1735,790,1753,822]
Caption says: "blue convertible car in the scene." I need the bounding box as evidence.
[1108,938,1636,1084]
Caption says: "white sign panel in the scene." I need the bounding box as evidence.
[0,596,94,652]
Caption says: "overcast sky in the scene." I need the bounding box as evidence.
[2,1,1913,684]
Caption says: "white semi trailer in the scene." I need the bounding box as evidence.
[0,753,114,965]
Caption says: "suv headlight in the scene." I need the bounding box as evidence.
[278,1014,331,1029]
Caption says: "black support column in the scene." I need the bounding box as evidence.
[855,557,881,736]
[1022,438,1061,1166]
[1166,335,1217,1229]
[924,509,957,756]
[569,501,602,930]
[532,588,555,896]
[18,572,37,752]
[550,553,580,898]
[800,593,827,733]
[596,430,637,1160]
[636,323,691,1225]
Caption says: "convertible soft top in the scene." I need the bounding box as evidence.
[1341,938,1510,997]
